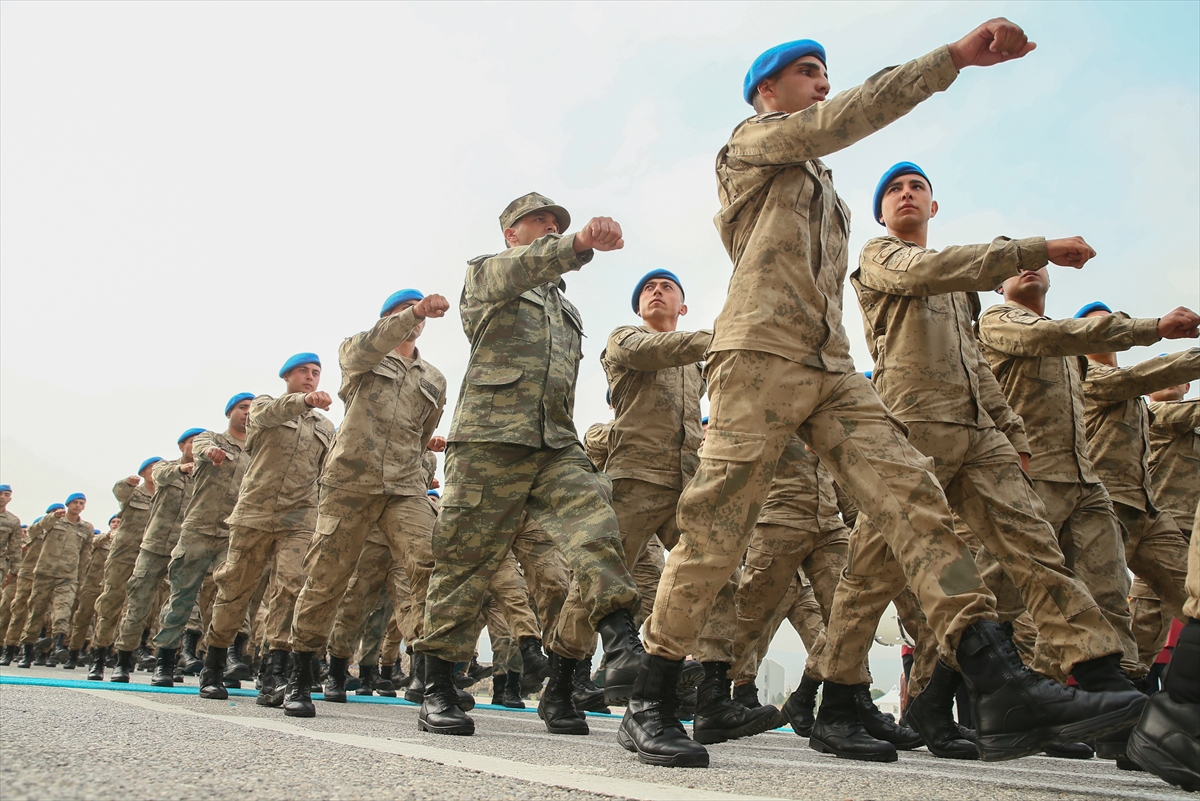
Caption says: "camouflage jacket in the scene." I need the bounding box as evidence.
[758,435,841,532]
[0,509,21,577]
[322,309,447,497]
[79,530,113,589]
[228,393,335,531]
[583,421,613,470]
[29,513,93,581]
[712,46,958,372]
[15,525,45,579]
[365,449,439,547]
[852,236,1040,452]
[109,479,155,564]
[1147,398,1200,532]
[140,460,196,557]
[977,304,1161,484]
[449,234,591,449]
[180,430,248,538]
[1083,349,1200,511]
[602,326,710,490]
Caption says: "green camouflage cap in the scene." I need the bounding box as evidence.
[499,192,571,233]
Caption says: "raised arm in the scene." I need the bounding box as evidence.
[857,236,1046,297]
[339,307,425,377]
[604,327,713,372]
[978,306,1161,358]
[247,393,311,431]
[465,235,594,304]
[1084,349,1200,403]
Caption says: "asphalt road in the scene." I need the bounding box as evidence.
[1,662,1192,801]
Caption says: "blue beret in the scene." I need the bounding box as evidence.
[864,371,873,380]
[743,39,827,104]
[1074,301,1112,319]
[0,484,9,492]
[632,269,685,313]
[427,489,441,498]
[279,352,321,379]
[178,427,205,445]
[225,392,255,417]
[46,503,64,513]
[605,387,611,406]
[873,162,931,225]
[109,515,120,524]
[381,289,423,318]
[138,457,163,475]
[94,529,101,535]
[66,493,86,504]
[701,416,709,425]
[32,517,43,524]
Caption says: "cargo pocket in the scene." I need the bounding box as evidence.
[434,483,484,564]
[687,429,767,557]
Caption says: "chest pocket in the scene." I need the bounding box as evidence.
[789,163,819,219]
[513,292,548,342]
[127,494,152,512]
[562,301,585,361]
[314,422,334,450]
[1037,358,1064,384]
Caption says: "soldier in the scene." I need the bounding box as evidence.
[64,518,117,667]
[284,290,447,718]
[17,493,93,667]
[148,394,253,686]
[624,25,1145,769]
[90,459,163,677]
[0,485,22,665]
[4,507,54,663]
[200,353,336,706]
[96,430,200,681]
[415,194,642,738]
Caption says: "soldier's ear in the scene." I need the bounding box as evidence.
[679,304,688,316]
[503,227,520,248]
[929,200,939,219]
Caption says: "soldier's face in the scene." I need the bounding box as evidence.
[67,499,86,516]
[880,175,936,229]
[505,211,560,248]
[1001,267,1049,300]
[638,279,686,323]
[285,363,321,394]
[1150,383,1189,402]
[228,400,252,433]
[110,518,121,531]
[181,437,196,463]
[392,301,426,340]
[758,58,830,113]
[0,490,9,506]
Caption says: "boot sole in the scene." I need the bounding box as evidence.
[199,688,229,700]
[1127,730,1200,791]
[809,736,898,763]
[150,679,175,687]
[545,722,590,735]
[256,693,284,707]
[977,698,1146,763]
[109,676,130,684]
[694,709,785,745]
[904,714,979,760]
[417,718,474,736]
[404,691,423,704]
[224,666,252,682]
[635,749,709,768]
[283,705,316,718]
[604,684,633,706]
[322,693,348,703]
[87,676,104,682]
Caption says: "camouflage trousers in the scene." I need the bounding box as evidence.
[559,478,736,662]
[1187,505,1200,620]
[508,514,570,652]
[419,442,638,664]
[3,573,35,645]
[0,573,24,644]
[152,530,229,650]
[632,536,665,626]
[328,536,411,661]
[811,420,1118,686]
[734,569,825,685]
[357,594,391,668]
[490,549,540,643]
[67,573,105,650]
[482,589,521,674]
[381,561,415,665]
[115,551,170,652]
[291,488,434,654]
[645,352,993,663]
[90,557,138,648]
[20,575,77,641]
[732,521,847,683]
[978,480,1138,680]
[209,525,310,650]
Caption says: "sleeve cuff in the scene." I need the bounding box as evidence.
[559,233,592,268]
[1133,317,1161,346]
[1016,236,1049,272]
[922,45,959,93]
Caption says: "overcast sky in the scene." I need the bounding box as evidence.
[2,1,1197,686]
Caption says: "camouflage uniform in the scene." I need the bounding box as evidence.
[508,514,570,652]
[488,549,541,644]
[4,529,46,646]
[68,528,113,650]
[645,46,1003,667]
[1187,502,1200,621]
[1083,349,1200,670]
[419,232,638,663]
[733,438,849,681]
[91,480,155,648]
[21,513,94,642]
[208,394,335,650]
[737,570,825,685]
[481,589,521,675]
[115,460,195,652]
[290,309,446,653]
[977,303,1165,678]
[0,510,25,639]
[583,422,613,469]
[151,429,248,650]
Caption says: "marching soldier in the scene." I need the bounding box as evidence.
[17,494,93,667]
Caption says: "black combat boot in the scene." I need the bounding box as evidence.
[17,643,34,669]
[111,650,135,683]
[63,649,79,669]
[677,687,698,721]
[310,654,326,694]
[538,653,588,735]
[1043,741,1095,758]
[404,652,426,703]
[503,671,525,709]
[618,655,709,767]
[417,654,475,735]
[809,682,897,762]
[467,656,489,686]
[782,673,820,736]
[1072,653,1142,761]
[518,637,551,694]
[224,632,252,682]
[359,663,396,697]
[852,684,922,750]
[1128,618,1200,791]
[957,620,1147,762]
[383,660,410,689]
[491,673,506,705]
[151,648,177,687]
[734,681,762,709]
[595,609,646,706]
[257,649,288,707]
[571,654,609,713]
[324,655,349,703]
[0,644,16,666]
[903,660,978,759]
[33,644,48,667]
[345,668,362,693]
[283,651,316,717]
[135,629,157,670]
[692,662,783,745]
[199,646,230,700]
[355,663,378,696]
[87,645,109,681]
[178,629,203,676]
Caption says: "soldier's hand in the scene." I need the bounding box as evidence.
[573,217,624,253]
[413,295,449,320]
[1045,237,1096,268]
[53,508,66,518]
[180,463,195,475]
[305,391,333,410]
[206,447,227,467]
[1158,307,1200,340]
[948,18,1036,70]
[125,476,140,486]
[427,435,447,452]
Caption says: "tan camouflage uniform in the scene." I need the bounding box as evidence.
[208,393,335,650]
[0,510,25,639]
[583,422,613,469]
[290,309,445,653]
[4,528,46,646]
[151,429,248,650]
[68,528,113,650]
[419,226,638,663]
[1084,349,1200,670]
[737,570,825,686]
[645,46,1001,668]
[21,513,94,642]
[508,514,571,653]
[91,480,155,648]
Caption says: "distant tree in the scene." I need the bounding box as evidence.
[870,687,885,701]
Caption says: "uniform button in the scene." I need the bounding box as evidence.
[938,80,948,89]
